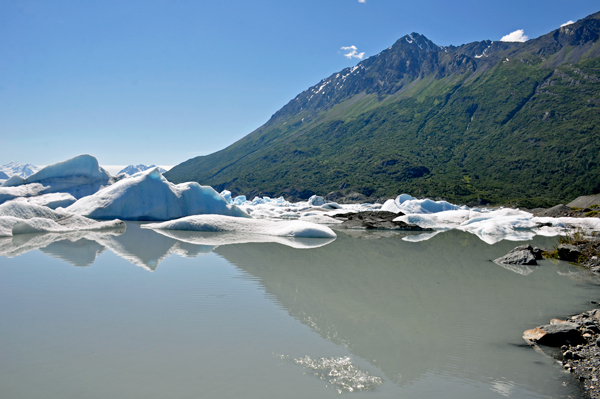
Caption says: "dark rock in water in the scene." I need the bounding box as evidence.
[494,250,537,265]
[523,322,585,347]
[532,247,543,260]
[332,211,429,230]
[534,204,573,217]
[558,244,582,262]
[494,245,538,265]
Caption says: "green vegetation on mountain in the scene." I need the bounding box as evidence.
[166,12,600,207]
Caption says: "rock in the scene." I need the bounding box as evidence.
[558,244,582,262]
[523,322,584,347]
[333,211,429,230]
[532,247,543,260]
[534,204,573,217]
[494,245,538,265]
[567,194,600,209]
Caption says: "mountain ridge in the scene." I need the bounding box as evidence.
[166,11,600,207]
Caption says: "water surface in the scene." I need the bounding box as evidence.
[1,223,597,398]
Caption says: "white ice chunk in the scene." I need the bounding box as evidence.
[307,195,326,206]
[141,214,337,239]
[67,168,248,221]
[11,217,125,235]
[393,214,441,229]
[233,195,247,205]
[8,155,113,199]
[0,183,47,205]
[219,190,233,204]
[14,193,77,209]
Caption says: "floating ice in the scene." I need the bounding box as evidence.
[141,214,337,239]
[0,201,124,237]
[3,155,113,199]
[13,193,77,209]
[0,183,47,205]
[219,190,233,204]
[308,195,326,206]
[382,194,466,214]
[67,168,248,221]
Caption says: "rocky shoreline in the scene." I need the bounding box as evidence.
[506,201,600,398]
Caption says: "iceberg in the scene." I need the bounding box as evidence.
[13,193,77,209]
[0,183,47,205]
[66,167,249,221]
[382,194,466,214]
[0,201,124,237]
[141,214,337,239]
[2,155,113,199]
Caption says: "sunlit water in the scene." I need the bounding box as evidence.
[1,222,599,398]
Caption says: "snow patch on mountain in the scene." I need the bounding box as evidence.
[0,162,40,178]
[117,164,167,176]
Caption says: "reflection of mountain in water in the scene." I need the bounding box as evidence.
[214,230,586,389]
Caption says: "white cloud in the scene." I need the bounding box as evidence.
[561,20,575,27]
[358,0,366,3]
[500,29,529,43]
[341,45,365,59]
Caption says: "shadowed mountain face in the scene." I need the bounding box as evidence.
[166,11,600,208]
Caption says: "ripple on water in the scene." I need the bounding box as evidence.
[292,355,383,394]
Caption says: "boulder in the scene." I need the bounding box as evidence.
[523,321,584,347]
[493,244,539,265]
[558,244,582,262]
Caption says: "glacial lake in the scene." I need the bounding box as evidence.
[1,222,599,398]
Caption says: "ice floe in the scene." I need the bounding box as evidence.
[67,167,248,220]
[141,214,337,239]
[2,155,113,199]
[0,201,124,237]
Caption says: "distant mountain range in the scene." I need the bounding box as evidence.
[0,162,40,179]
[166,11,600,207]
[117,165,167,176]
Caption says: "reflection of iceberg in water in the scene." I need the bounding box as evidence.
[0,228,125,266]
[213,230,582,392]
[153,229,335,249]
[93,222,215,271]
[1,221,336,271]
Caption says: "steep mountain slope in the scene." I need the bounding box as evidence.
[166,11,600,207]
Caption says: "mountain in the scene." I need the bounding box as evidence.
[117,164,167,176]
[166,11,600,208]
[0,171,8,180]
[0,162,40,178]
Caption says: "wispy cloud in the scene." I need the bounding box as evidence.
[341,45,365,59]
[561,20,575,27]
[358,0,366,3]
[500,29,528,43]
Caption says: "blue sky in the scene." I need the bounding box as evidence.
[1,0,598,168]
